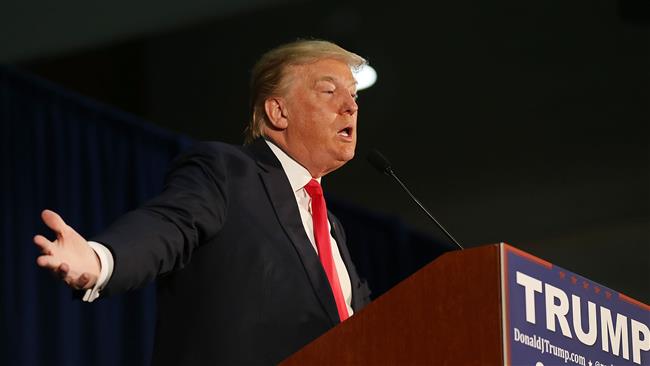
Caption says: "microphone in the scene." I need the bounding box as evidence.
[367,149,464,250]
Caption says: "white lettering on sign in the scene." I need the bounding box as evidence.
[572,294,597,346]
[516,271,542,324]
[515,271,650,365]
[545,283,573,338]
[600,307,628,359]
[631,319,650,364]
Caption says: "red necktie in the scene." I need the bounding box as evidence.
[304,179,349,322]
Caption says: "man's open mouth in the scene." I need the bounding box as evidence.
[338,127,352,137]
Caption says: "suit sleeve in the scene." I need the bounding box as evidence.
[92,143,230,296]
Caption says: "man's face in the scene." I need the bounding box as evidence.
[281,58,359,177]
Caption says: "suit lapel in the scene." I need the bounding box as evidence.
[247,139,340,325]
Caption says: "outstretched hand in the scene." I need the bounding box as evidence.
[33,209,101,290]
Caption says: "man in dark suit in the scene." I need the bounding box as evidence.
[33,39,370,365]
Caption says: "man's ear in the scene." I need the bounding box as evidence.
[264,97,288,130]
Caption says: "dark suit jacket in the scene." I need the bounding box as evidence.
[92,139,370,365]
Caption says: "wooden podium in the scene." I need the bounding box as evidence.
[281,244,650,366]
[282,244,504,365]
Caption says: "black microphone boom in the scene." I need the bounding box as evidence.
[367,149,464,250]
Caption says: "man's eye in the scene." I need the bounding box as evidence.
[351,93,358,100]
[324,90,335,94]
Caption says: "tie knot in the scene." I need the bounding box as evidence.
[304,179,323,198]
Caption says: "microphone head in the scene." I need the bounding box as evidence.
[367,149,393,175]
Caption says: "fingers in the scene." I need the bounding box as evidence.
[41,209,68,235]
[56,263,74,287]
[76,273,90,288]
[73,273,97,289]
[57,264,96,290]
[35,256,97,289]
[36,254,60,269]
[33,234,53,254]
[34,211,97,290]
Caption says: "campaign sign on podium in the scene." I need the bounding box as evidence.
[501,245,650,366]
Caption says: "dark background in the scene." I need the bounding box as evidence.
[2,0,648,303]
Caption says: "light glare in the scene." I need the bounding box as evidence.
[353,65,377,91]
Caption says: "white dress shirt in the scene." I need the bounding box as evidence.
[265,140,353,316]
[84,140,354,316]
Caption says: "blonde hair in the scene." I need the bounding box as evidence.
[244,39,366,144]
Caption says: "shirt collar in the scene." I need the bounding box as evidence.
[265,139,321,193]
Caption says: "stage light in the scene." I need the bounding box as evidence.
[353,65,377,91]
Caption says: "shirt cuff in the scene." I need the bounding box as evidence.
[82,241,114,302]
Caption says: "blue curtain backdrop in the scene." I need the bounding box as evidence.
[1,65,193,365]
[1,65,454,365]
